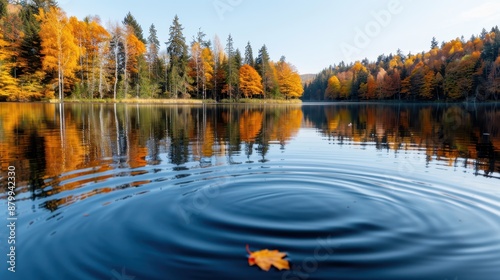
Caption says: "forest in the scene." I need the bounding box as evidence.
[0,0,304,101]
[303,27,500,102]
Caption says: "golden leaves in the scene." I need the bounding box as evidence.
[275,61,303,98]
[239,64,263,97]
[246,244,290,271]
[37,7,79,75]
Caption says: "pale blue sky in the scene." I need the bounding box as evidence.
[60,0,500,74]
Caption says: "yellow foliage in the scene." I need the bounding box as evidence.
[275,61,303,98]
[325,75,340,99]
[352,61,368,72]
[270,108,302,142]
[37,7,80,99]
[201,48,214,78]
[389,56,402,69]
[124,27,146,74]
[239,110,263,141]
[0,30,20,100]
[239,64,263,97]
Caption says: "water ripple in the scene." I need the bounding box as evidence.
[10,160,500,280]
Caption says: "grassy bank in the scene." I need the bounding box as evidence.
[219,98,302,104]
[48,98,302,105]
[49,98,205,104]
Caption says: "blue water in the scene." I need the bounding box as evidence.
[1,103,499,279]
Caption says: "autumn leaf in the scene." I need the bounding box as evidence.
[246,244,290,271]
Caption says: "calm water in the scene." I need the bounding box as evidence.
[0,102,499,280]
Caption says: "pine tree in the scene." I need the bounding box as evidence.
[147,23,164,86]
[18,1,46,75]
[431,37,438,49]
[244,41,254,67]
[123,12,145,43]
[0,0,7,19]
[225,34,238,99]
[255,45,272,96]
[166,15,189,98]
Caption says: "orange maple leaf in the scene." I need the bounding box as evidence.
[246,244,290,271]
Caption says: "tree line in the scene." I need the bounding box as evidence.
[0,0,303,101]
[304,26,500,102]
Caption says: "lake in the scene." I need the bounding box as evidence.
[0,102,499,279]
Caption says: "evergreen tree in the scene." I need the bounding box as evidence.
[431,37,439,49]
[0,0,7,19]
[147,23,164,86]
[195,28,209,48]
[123,12,145,43]
[255,45,272,96]
[17,0,57,90]
[225,34,238,99]
[234,48,242,69]
[480,28,488,40]
[166,15,189,98]
[482,27,500,62]
[147,24,160,61]
[244,41,254,67]
[19,2,42,75]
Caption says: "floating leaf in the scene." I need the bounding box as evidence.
[246,244,290,271]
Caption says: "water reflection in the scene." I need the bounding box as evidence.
[0,103,498,211]
[303,104,500,177]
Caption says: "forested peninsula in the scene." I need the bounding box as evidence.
[303,26,500,102]
[0,1,303,102]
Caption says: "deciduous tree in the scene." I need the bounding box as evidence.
[324,75,340,100]
[275,59,303,99]
[239,64,263,97]
[37,6,79,101]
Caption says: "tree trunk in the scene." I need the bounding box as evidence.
[113,44,119,100]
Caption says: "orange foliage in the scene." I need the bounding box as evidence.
[275,61,303,98]
[37,7,80,99]
[239,110,263,142]
[124,26,146,74]
[270,108,303,143]
[239,64,263,97]
[246,245,289,271]
[325,75,340,99]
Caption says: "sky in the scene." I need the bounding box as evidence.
[59,0,500,74]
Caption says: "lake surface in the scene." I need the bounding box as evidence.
[1,102,499,279]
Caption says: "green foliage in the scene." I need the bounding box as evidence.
[123,12,145,43]
[0,0,7,19]
[5,3,497,103]
[244,41,254,67]
[224,34,239,98]
[303,67,334,100]
[166,15,189,98]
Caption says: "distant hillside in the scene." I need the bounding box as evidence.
[303,26,500,102]
[300,74,316,85]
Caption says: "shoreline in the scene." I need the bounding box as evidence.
[42,98,304,105]
[2,99,498,105]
